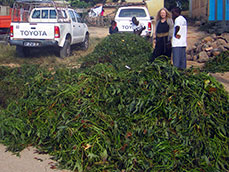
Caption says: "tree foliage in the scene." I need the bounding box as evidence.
[165,0,189,11]
[0,0,14,6]
[67,0,105,8]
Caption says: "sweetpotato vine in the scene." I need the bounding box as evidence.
[203,51,229,73]
[0,57,228,171]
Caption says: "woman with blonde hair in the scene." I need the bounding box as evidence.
[150,8,174,62]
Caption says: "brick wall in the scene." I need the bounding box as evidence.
[191,0,208,20]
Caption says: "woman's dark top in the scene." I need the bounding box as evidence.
[151,20,171,62]
[157,20,169,34]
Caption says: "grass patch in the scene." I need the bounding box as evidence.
[0,37,103,68]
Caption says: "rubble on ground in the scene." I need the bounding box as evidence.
[187,33,229,63]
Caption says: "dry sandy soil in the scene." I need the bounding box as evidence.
[0,26,228,172]
[0,145,70,172]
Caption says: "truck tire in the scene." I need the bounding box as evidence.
[16,46,30,57]
[59,38,71,58]
[81,33,89,50]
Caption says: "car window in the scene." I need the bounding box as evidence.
[57,10,67,19]
[50,10,57,19]
[32,10,40,18]
[118,9,146,17]
[42,10,48,19]
[69,10,76,22]
[74,11,82,23]
[32,9,57,19]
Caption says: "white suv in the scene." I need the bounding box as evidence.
[115,6,153,38]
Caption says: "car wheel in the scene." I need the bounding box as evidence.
[59,38,71,58]
[81,33,89,50]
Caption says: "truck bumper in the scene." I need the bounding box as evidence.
[9,39,58,47]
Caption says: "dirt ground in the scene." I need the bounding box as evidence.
[0,25,228,172]
[0,145,70,172]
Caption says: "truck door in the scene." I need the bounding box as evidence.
[68,10,81,43]
[74,11,85,42]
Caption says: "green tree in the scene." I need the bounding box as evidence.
[66,0,106,8]
[165,0,189,11]
[67,0,91,8]
[0,0,14,6]
[78,0,106,5]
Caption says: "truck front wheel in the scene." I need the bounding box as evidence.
[81,33,89,50]
[59,38,71,58]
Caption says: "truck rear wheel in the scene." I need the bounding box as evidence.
[16,46,30,57]
[59,38,71,58]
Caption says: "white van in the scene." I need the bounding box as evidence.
[115,6,153,39]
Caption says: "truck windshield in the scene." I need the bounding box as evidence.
[119,9,146,17]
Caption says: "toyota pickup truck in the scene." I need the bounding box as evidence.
[115,6,153,41]
[9,0,89,58]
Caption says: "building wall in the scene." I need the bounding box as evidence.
[190,0,229,21]
[146,0,164,17]
[191,0,208,20]
[125,0,164,17]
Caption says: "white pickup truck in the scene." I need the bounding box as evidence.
[9,0,89,58]
[115,6,153,41]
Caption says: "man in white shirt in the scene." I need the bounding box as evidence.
[171,7,187,69]
[131,17,146,36]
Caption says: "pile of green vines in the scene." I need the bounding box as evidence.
[203,51,229,73]
[0,33,228,172]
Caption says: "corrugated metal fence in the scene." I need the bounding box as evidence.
[209,0,229,21]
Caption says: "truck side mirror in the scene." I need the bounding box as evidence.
[150,16,154,20]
